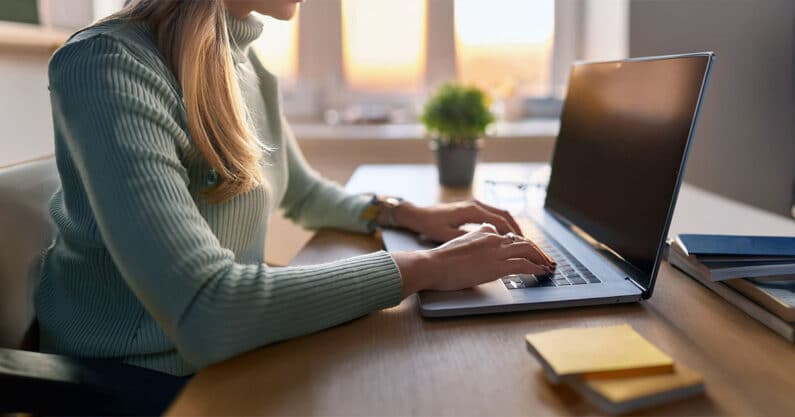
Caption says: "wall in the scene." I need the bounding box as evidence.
[629,0,795,217]
[0,52,53,166]
[582,0,628,62]
[0,0,123,166]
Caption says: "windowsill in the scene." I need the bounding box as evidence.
[0,21,69,54]
[291,118,560,141]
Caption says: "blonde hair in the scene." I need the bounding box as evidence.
[108,0,265,203]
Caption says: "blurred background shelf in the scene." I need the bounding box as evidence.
[0,21,68,54]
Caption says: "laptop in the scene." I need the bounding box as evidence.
[383,52,715,317]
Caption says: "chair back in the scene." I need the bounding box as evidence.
[0,157,60,349]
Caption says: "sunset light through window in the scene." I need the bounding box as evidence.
[342,0,427,92]
[455,0,555,96]
[253,13,299,82]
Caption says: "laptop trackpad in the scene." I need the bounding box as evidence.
[419,279,513,306]
[381,229,437,251]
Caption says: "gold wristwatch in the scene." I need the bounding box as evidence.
[360,195,404,228]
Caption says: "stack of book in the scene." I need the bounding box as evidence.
[667,234,795,341]
[525,325,705,415]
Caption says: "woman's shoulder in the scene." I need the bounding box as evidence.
[61,19,159,59]
[52,20,172,83]
[49,19,181,105]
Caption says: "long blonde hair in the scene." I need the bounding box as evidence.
[108,0,265,203]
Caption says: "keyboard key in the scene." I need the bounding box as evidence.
[570,276,587,285]
[503,275,535,289]
[513,219,601,287]
[583,273,601,283]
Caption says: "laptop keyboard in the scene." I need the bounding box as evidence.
[501,221,601,289]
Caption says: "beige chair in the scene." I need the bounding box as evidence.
[0,156,59,350]
[0,156,188,415]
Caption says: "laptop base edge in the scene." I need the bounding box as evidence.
[419,293,642,318]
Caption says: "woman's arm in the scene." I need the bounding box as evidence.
[279,120,376,232]
[277,122,531,244]
[50,35,402,369]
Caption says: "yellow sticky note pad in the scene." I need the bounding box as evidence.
[525,324,674,380]
[583,364,704,403]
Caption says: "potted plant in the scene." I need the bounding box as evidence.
[421,83,495,187]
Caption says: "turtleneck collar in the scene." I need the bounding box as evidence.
[226,11,264,63]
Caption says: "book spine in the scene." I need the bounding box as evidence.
[712,263,795,281]
[670,255,795,343]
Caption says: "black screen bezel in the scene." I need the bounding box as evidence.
[543,52,715,298]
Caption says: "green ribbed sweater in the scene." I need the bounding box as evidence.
[36,14,402,376]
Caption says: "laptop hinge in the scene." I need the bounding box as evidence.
[625,277,646,293]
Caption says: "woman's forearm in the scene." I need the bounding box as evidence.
[173,252,401,368]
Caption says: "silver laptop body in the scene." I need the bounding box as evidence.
[383,53,715,317]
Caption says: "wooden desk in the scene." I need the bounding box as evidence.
[168,163,795,416]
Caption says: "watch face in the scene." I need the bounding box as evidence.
[384,197,401,207]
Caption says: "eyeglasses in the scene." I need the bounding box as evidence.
[482,179,547,217]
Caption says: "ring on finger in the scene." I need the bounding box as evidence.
[505,232,519,242]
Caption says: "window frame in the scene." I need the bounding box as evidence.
[280,0,587,122]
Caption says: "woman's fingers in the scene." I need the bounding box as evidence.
[499,231,556,267]
[495,231,555,267]
[523,238,556,267]
[476,223,499,234]
[474,200,523,236]
[436,226,468,242]
[447,202,519,235]
[465,206,516,235]
[500,241,552,267]
[501,258,549,276]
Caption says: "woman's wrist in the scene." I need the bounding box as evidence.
[373,196,407,228]
[390,202,425,232]
[392,250,434,298]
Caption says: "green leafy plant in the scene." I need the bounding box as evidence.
[421,83,495,146]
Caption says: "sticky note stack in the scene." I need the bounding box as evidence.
[525,324,704,415]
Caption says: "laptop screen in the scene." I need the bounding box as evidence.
[544,54,712,294]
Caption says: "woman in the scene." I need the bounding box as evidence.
[37,0,554,377]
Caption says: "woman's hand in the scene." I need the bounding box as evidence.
[392,224,556,297]
[392,200,523,243]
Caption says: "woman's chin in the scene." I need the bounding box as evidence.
[269,4,298,20]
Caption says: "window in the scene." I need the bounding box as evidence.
[342,0,426,92]
[253,14,299,83]
[249,1,628,124]
[268,0,592,123]
[454,0,555,97]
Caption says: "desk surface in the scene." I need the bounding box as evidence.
[168,163,795,416]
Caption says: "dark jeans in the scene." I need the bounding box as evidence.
[0,347,192,416]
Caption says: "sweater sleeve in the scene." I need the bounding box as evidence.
[279,119,376,233]
[48,35,403,369]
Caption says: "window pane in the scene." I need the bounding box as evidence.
[253,14,299,82]
[342,0,426,92]
[455,0,554,96]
